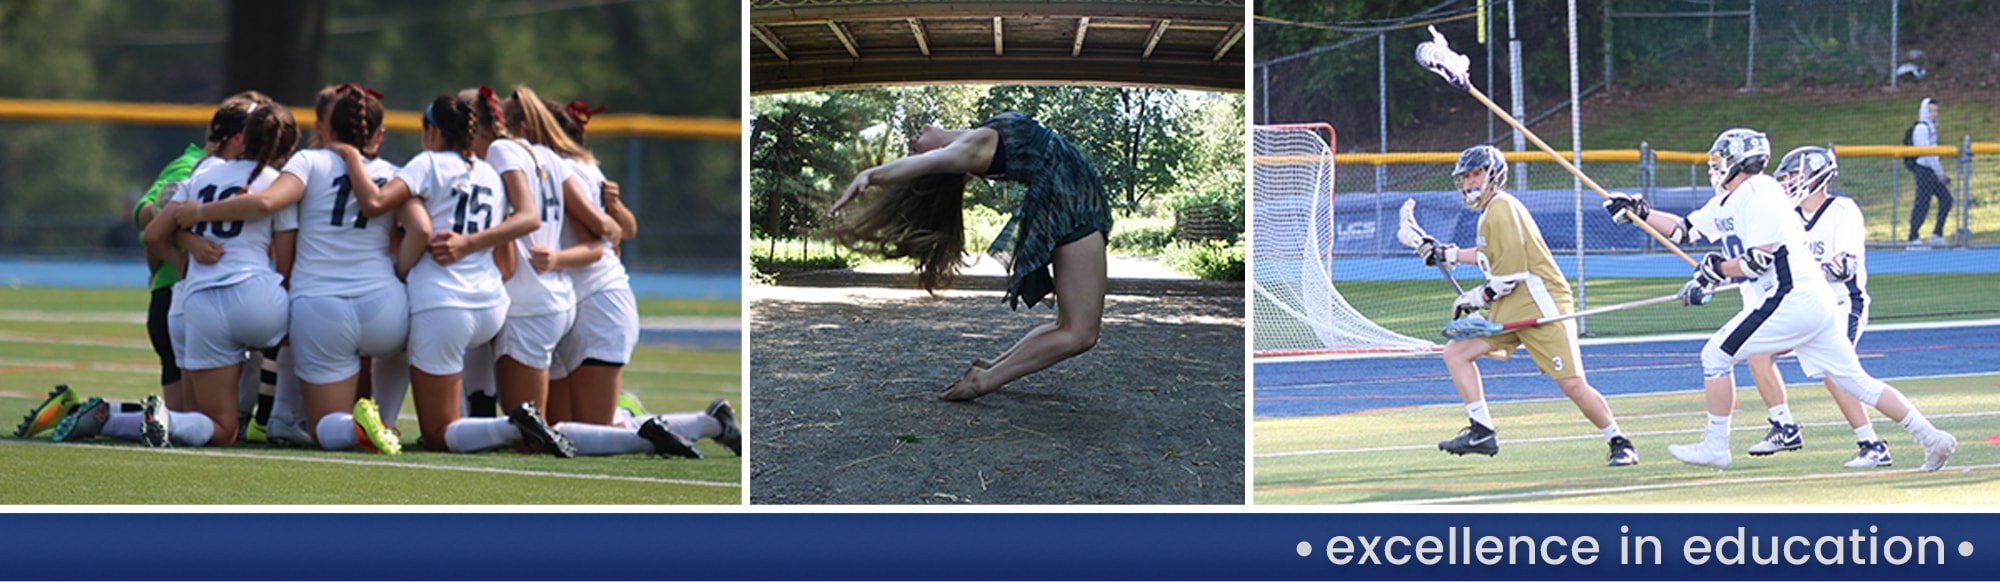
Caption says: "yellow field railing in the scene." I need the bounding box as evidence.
[0,97,741,141]
[1323,145,1998,166]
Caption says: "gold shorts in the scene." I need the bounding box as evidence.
[1479,318,1581,379]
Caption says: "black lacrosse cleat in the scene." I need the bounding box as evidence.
[1746,418,1802,456]
[1607,435,1638,467]
[1439,422,1498,456]
[507,402,576,459]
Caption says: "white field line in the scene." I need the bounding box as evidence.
[1381,462,2000,505]
[1258,319,2000,362]
[1258,409,2000,459]
[0,439,739,489]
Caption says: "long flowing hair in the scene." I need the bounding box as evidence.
[830,173,969,293]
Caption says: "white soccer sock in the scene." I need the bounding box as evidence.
[1768,402,1794,425]
[316,413,360,451]
[1465,401,1494,431]
[612,408,636,428]
[443,417,517,453]
[1898,409,1937,438]
[556,422,652,456]
[372,352,411,427]
[661,412,721,440]
[271,348,303,429]
[103,410,144,441]
[1854,424,1880,443]
[1704,413,1732,448]
[168,410,214,446]
[1601,423,1623,441]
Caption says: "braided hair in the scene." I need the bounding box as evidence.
[239,103,300,193]
[456,85,511,143]
[317,83,385,158]
[426,94,480,163]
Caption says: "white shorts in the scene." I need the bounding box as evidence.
[291,286,410,384]
[495,309,576,371]
[1702,291,1861,381]
[177,274,290,371]
[407,305,506,376]
[551,288,639,379]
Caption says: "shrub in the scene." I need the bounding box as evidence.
[1107,215,1175,256]
[1162,239,1244,282]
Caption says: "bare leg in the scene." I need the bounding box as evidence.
[1554,375,1616,430]
[1747,354,1788,411]
[547,377,573,424]
[1441,338,1490,405]
[976,322,1060,369]
[409,367,462,452]
[186,365,243,447]
[943,233,1108,400]
[301,375,359,432]
[496,356,550,413]
[567,364,623,426]
[1704,374,1736,417]
[163,376,190,411]
[1822,378,1872,430]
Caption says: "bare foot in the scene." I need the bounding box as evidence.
[972,358,994,370]
[939,365,998,401]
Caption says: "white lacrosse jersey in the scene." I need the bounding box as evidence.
[398,150,509,314]
[1686,174,1833,311]
[1799,194,1870,310]
[560,158,630,298]
[281,149,402,298]
[486,138,575,317]
[173,159,296,293]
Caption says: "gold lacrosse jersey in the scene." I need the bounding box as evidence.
[1476,192,1574,324]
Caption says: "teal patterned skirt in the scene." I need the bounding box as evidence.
[979,113,1112,309]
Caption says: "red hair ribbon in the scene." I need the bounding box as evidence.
[566,100,608,127]
[476,85,502,122]
[334,83,383,100]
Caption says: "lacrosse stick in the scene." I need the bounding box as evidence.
[1394,197,1465,296]
[1416,26,1698,268]
[1441,283,1739,340]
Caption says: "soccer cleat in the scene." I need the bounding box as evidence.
[616,392,648,419]
[1606,435,1638,467]
[1668,441,1730,470]
[706,398,741,456]
[1745,419,1802,456]
[638,417,703,459]
[244,418,269,444]
[1843,440,1892,469]
[508,402,576,459]
[350,399,401,455]
[266,419,316,448]
[15,384,82,438]
[140,394,171,448]
[52,397,109,442]
[1917,429,1956,472]
[1438,423,1498,456]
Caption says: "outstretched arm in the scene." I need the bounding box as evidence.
[177,173,306,226]
[830,129,994,214]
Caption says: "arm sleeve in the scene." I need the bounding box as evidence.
[393,154,436,202]
[136,146,204,228]
[1915,122,1947,174]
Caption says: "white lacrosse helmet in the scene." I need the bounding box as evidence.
[1452,145,1508,209]
[1706,128,1770,192]
[1773,146,1837,206]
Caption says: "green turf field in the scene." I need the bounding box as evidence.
[1339,273,2000,341]
[0,288,742,505]
[1255,374,2000,505]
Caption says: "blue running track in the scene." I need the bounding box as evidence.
[1254,322,2000,418]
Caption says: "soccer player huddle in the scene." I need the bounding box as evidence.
[1426,128,1957,472]
[14,84,740,461]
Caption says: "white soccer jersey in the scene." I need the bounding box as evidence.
[560,158,630,297]
[1685,174,1832,310]
[486,138,575,317]
[282,149,402,298]
[173,159,295,293]
[1799,194,1870,311]
[397,150,509,314]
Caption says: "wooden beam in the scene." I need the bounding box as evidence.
[751,24,789,61]
[827,21,860,58]
[907,18,930,56]
[992,16,1003,56]
[1071,17,1090,57]
[752,2,1240,25]
[751,53,1246,94]
[1212,22,1242,62]
[1142,19,1171,59]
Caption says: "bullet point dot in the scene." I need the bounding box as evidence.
[1959,541,1974,557]
[1297,541,1312,557]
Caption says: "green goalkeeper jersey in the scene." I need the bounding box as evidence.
[136,144,205,291]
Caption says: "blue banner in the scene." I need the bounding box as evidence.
[1,512,1994,580]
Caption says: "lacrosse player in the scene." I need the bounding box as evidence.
[1413,145,1637,466]
[1740,146,1890,468]
[1603,129,1956,471]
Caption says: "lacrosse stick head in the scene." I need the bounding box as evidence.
[1396,198,1428,248]
[1415,25,1471,91]
[1441,315,1503,340]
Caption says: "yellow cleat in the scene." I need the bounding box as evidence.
[351,399,401,455]
[14,385,81,438]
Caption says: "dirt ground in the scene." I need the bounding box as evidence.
[749,269,1245,505]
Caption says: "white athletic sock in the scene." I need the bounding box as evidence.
[372,352,411,427]
[1704,413,1732,448]
[1465,401,1494,431]
[271,348,303,429]
[612,408,636,428]
[316,413,360,451]
[556,422,652,456]
[1854,424,1880,443]
[103,410,144,441]
[168,410,214,446]
[1768,402,1794,425]
[1898,409,1936,438]
[661,412,721,440]
[1601,423,1622,441]
[443,417,517,453]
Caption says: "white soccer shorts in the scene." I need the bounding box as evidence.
[407,304,506,376]
[551,288,639,379]
[290,286,410,384]
[494,308,576,371]
[178,274,290,371]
